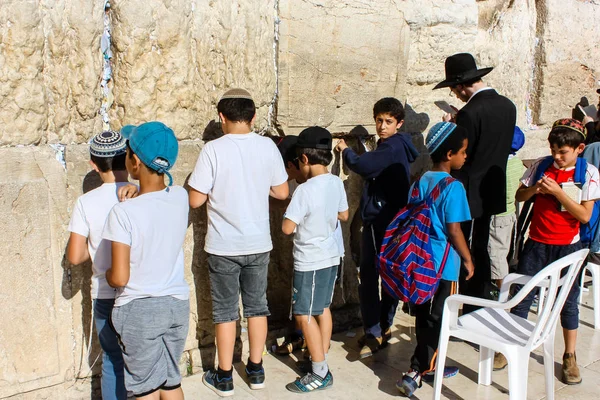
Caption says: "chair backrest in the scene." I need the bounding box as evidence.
[518,249,589,350]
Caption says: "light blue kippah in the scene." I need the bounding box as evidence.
[425,122,457,153]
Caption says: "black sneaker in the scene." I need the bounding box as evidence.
[286,371,333,393]
[203,369,234,397]
[245,365,266,390]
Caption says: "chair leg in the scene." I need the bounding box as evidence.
[543,333,555,400]
[433,330,450,400]
[538,287,546,315]
[579,267,587,304]
[479,347,493,385]
[591,266,600,330]
[507,352,529,400]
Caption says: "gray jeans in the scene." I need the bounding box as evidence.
[207,252,271,323]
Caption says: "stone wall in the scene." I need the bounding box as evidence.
[2,0,600,398]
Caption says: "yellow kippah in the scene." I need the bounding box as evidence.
[220,88,254,101]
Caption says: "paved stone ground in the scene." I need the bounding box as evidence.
[182,281,600,400]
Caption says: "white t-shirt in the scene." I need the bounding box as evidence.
[188,132,288,256]
[68,182,129,299]
[284,173,349,271]
[102,186,190,307]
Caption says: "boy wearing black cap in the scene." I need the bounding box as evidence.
[188,89,289,397]
[67,130,130,400]
[282,126,349,393]
[103,122,190,400]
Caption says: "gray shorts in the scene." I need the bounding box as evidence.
[292,265,337,316]
[207,252,270,323]
[110,296,190,397]
[488,213,516,280]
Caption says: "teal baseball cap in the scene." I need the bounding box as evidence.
[121,121,178,186]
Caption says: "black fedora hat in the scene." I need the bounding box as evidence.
[433,53,493,90]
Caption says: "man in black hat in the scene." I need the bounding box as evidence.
[434,53,516,310]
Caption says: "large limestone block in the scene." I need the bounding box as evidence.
[535,0,600,126]
[277,0,410,135]
[0,147,74,398]
[0,1,47,145]
[0,1,105,145]
[110,0,276,139]
[44,0,105,144]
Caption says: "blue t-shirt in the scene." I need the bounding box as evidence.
[408,171,471,281]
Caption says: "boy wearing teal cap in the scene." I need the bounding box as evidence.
[103,121,190,400]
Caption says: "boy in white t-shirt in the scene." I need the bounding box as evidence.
[282,127,349,393]
[103,122,190,400]
[67,130,129,400]
[188,89,289,397]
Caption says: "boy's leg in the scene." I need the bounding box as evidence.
[316,265,337,356]
[358,225,382,337]
[94,299,127,400]
[296,315,325,362]
[207,253,243,372]
[510,239,547,318]
[315,309,332,357]
[160,298,190,400]
[488,214,516,289]
[239,252,271,365]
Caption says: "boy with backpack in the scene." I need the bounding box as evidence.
[67,131,129,400]
[103,121,190,400]
[335,97,418,358]
[188,89,289,397]
[393,122,473,397]
[282,126,349,393]
[495,118,600,384]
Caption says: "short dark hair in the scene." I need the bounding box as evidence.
[217,98,256,124]
[126,142,161,176]
[548,127,585,149]
[430,126,468,164]
[373,97,405,122]
[296,147,332,167]
[90,153,126,173]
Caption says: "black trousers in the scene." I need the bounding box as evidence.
[410,280,455,374]
[460,215,492,314]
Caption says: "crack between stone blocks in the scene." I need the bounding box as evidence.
[266,0,283,136]
[100,0,114,130]
[529,0,547,127]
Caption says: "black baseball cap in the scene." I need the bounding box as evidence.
[297,126,332,150]
[277,136,299,163]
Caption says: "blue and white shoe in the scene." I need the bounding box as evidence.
[421,366,459,382]
[203,370,234,397]
[396,370,422,397]
[286,371,333,393]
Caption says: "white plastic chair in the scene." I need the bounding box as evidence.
[433,249,588,400]
[578,262,600,329]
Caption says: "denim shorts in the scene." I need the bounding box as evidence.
[207,252,271,323]
[292,266,337,316]
[110,296,190,397]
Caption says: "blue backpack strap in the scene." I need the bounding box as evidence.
[533,156,554,182]
[574,157,587,185]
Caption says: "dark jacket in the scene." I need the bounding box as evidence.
[585,121,600,144]
[454,89,516,218]
[342,132,419,233]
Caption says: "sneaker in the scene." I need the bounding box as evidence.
[421,366,459,382]
[493,352,508,371]
[275,334,305,355]
[396,370,422,397]
[245,365,265,390]
[286,371,334,393]
[203,370,234,397]
[359,335,385,359]
[562,353,582,385]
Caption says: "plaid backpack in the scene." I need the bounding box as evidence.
[377,176,454,305]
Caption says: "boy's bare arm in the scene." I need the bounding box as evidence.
[270,181,289,200]
[515,182,540,202]
[189,187,208,208]
[338,209,349,222]
[66,232,90,265]
[446,222,474,280]
[106,242,131,288]
[282,218,297,235]
[538,176,595,223]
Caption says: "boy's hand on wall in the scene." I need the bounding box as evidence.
[118,184,139,202]
[335,139,348,152]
